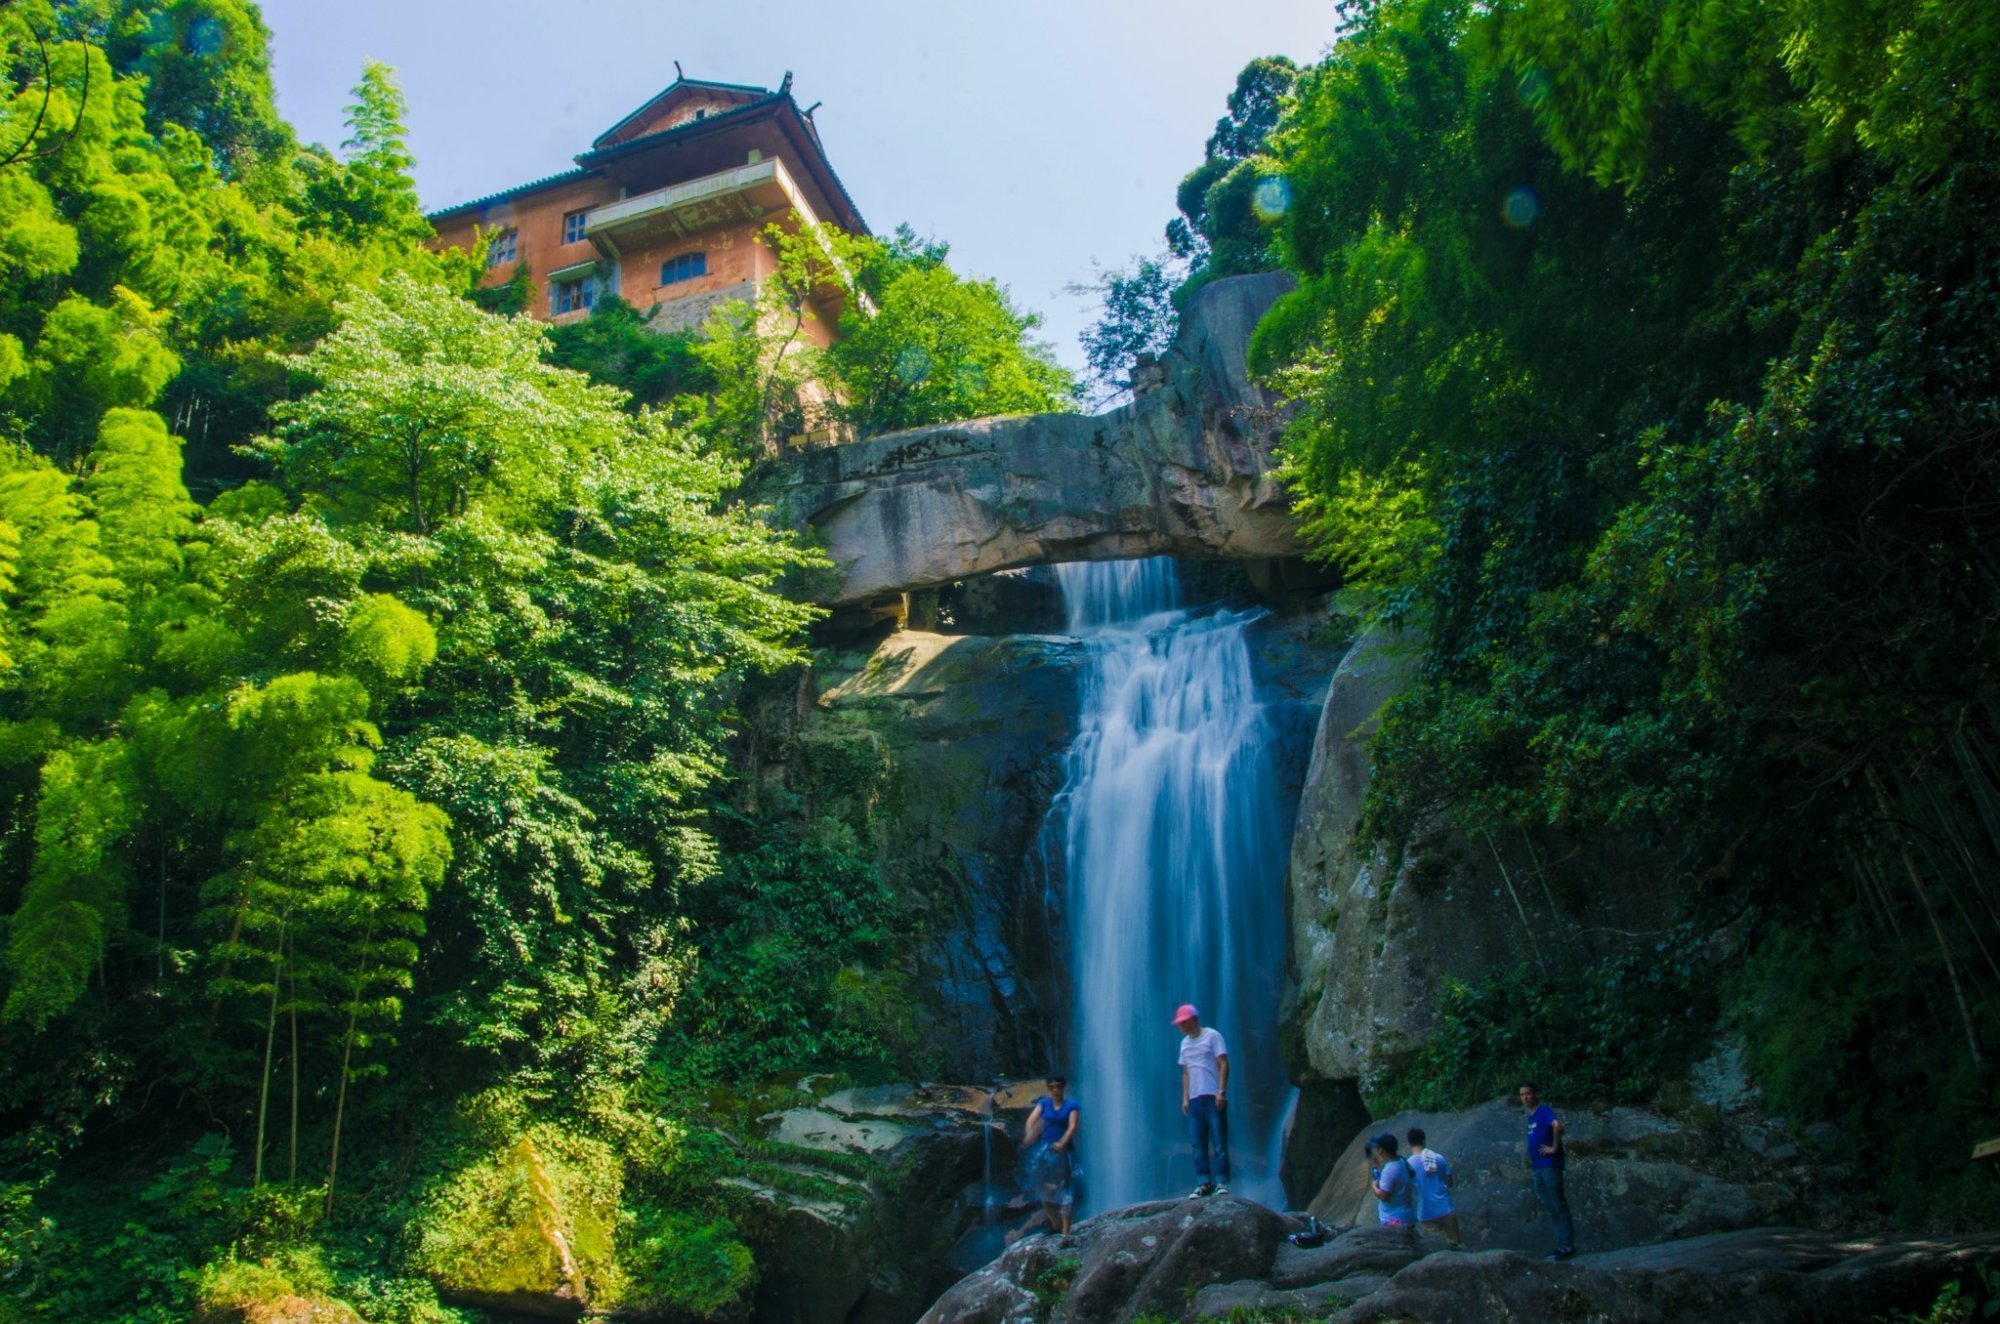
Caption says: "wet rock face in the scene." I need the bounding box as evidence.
[920,1193,2000,1324]
[795,591,1340,1084]
[761,273,1300,605]
[809,629,1085,1077]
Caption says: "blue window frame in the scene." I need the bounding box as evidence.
[553,276,597,315]
[661,251,707,286]
[562,209,589,243]
[485,229,517,267]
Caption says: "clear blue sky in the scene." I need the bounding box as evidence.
[256,0,1336,374]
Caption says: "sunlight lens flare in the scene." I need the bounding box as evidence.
[1252,176,1293,223]
[1502,187,1541,228]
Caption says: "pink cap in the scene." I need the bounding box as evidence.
[1171,1003,1200,1026]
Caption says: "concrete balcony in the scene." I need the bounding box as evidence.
[584,157,819,257]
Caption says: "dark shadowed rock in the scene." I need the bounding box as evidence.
[1268,1225,1422,1286]
[918,1195,1294,1324]
[1331,1230,2000,1324]
[807,629,1085,1076]
[761,274,1299,605]
[925,1192,2000,1324]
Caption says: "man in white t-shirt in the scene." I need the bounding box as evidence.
[1173,1003,1230,1196]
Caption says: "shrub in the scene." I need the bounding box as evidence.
[1370,931,1713,1112]
[618,1209,756,1319]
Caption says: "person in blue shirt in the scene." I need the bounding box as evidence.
[1519,1081,1574,1260]
[1405,1126,1461,1245]
[1368,1133,1416,1228]
[1020,1074,1080,1235]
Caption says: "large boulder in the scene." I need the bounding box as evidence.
[412,1128,621,1318]
[919,1194,1294,1324]
[761,273,1300,605]
[193,1262,364,1324]
[1309,1100,1797,1255]
[730,1080,1011,1324]
[1284,628,1677,1096]
[1332,1229,2000,1324]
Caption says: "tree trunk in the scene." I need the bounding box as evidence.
[253,930,283,1188]
[325,946,372,1218]
[1870,766,1986,1073]
[288,934,300,1184]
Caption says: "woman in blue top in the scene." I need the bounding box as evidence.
[1369,1133,1416,1227]
[1021,1074,1081,1234]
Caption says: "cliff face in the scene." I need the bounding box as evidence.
[750,578,1339,1085]
[1280,630,1680,1167]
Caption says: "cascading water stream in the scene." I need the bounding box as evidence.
[1047,558,1292,1209]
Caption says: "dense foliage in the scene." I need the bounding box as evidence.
[1252,0,2000,1224]
[0,7,989,1318]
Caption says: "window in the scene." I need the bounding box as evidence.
[562,209,589,244]
[552,276,597,315]
[661,251,707,286]
[485,228,517,267]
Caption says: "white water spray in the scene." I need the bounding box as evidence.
[1048,558,1291,1209]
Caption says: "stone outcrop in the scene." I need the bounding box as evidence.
[1309,1101,1798,1256]
[761,272,1300,605]
[921,1193,2000,1324]
[1284,628,1678,1097]
[730,1080,1015,1324]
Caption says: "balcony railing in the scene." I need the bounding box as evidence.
[583,157,819,255]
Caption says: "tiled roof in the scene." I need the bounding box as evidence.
[425,166,591,222]
[592,75,775,150]
[574,93,868,236]
[425,88,867,236]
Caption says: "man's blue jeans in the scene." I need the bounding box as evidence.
[1187,1095,1230,1183]
[1531,1164,1575,1253]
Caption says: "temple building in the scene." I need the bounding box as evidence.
[427,70,867,343]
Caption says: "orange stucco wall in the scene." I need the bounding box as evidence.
[614,215,768,307]
[430,175,617,297]
[433,196,841,339]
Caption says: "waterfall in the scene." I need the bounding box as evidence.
[1048,558,1291,1209]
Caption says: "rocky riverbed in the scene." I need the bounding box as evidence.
[920,1193,2000,1324]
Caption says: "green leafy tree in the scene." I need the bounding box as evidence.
[250,274,623,534]
[1258,0,2000,1173]
[297,60,428,248]
[1072,256,1179,404]
[1167,55,1298,279]
[827,260,1077,435]
[546,295,715,409]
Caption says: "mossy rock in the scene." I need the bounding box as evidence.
[412,1126,623,1318]
[193,1255,363,1324]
